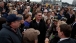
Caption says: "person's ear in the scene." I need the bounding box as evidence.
[61,32,64,36]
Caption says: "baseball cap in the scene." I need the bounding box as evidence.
[60,17,67,21]
[53,16,58,22]
[6,14,22,23]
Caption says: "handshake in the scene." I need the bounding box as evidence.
[45,38,49,43]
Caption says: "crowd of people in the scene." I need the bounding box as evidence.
[0,1,76,43]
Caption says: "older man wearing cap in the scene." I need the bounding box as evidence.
[0,14,22,43]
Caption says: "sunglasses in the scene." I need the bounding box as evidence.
[38,15,42,16]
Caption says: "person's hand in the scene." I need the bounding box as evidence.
[2,9,5,12]
[45,38,49,43]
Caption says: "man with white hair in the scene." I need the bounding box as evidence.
[26,6,32,15]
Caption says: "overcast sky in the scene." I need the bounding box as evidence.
[30,0,73,4]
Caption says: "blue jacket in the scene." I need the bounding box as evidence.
[57,14,64,20]
[24,21,30,29]
[0,24,22,43]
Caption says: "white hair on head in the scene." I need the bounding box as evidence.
[16,14,23,18]
[12,10,17,14]
[27,6,30,9]
[58,21,67,26]
[44,9,48,12]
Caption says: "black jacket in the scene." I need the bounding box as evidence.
[46,23,58,38]
[19,24,25,33]
[29,19,47,43]
[0,24,22,43]
[0,17,6,30]
[58,38,76,43]
[71,22,76,39]
[64,14,75,24]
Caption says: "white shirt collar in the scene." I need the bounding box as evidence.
[60,38,69,41]
[73,22,76,25]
